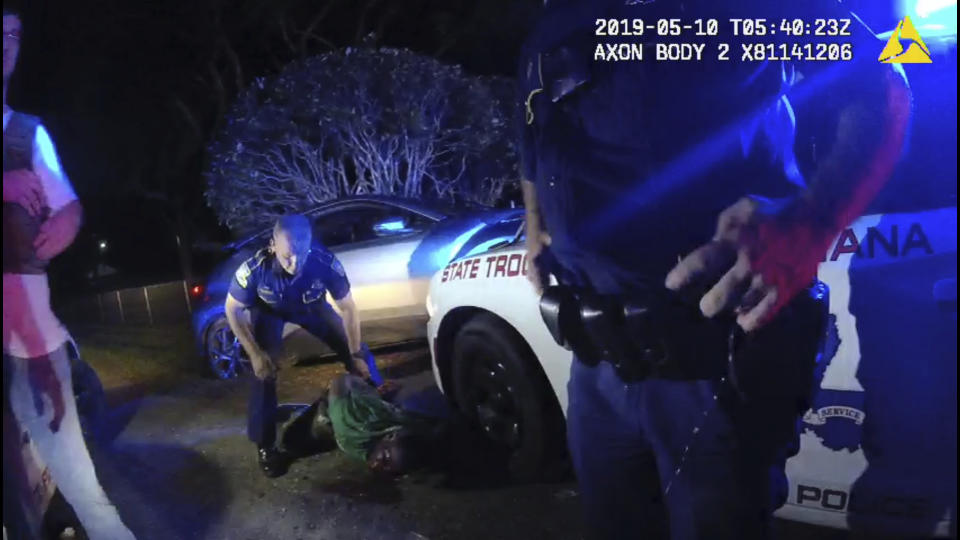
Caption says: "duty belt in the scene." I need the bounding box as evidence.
[539,283,829,391]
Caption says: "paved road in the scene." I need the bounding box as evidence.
[68,326,905,540]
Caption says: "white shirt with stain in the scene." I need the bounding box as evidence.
[3,109,77,358]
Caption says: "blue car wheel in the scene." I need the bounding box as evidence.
[205,317,249,379]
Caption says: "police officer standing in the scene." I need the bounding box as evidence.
[521,1,910,538]
[225,214,383,477]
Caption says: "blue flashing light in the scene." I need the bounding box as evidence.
[432,223,485,268]
[375,219,407,232]
[898,0,957,37]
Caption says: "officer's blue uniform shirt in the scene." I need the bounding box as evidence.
[228,246,351,315]
[519,0,877,295]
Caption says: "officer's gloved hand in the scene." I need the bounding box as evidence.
[666,196,834,332]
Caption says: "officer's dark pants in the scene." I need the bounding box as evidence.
[247,305,383,449]
[567,358,801,540]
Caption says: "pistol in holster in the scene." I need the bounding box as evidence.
[539,282,829,401]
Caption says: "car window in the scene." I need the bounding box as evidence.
[351,206,432,243]
[312,210,357,247]
[313,205,433,247]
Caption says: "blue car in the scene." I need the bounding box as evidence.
[191,195,523,379]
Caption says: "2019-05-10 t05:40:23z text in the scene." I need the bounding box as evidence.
[593,17,855,62]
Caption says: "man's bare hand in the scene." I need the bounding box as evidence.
[250,349,278,380]
[35,202,81,260]
[351,352,371,380]
[3,169,46,216]
[525,230,552,294]
[28,355,66,433]
[666,196,830,332]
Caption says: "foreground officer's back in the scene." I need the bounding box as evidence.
[520,0,863,294]
[518,1,899,539]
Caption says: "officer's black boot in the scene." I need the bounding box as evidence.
[257,446,287,478]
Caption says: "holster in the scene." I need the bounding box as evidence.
[540,282,829,397]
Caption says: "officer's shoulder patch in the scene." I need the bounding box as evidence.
[234,261,252,289]
[235,249,268,288]
[331,258,346,278]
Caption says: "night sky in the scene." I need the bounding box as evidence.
[8,0,956,296]
[7,0,540,294]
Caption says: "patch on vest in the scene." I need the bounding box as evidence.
[235,261,252,288]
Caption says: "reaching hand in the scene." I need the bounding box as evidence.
[34,205,80,260]
[525,230,552,294]
[250,349,278,381]
[3,169,47,217]
[351,353,372,380]
[665,196,831,332]
[27,355,66,433]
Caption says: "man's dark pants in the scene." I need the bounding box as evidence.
[567,358,803,540]
[247,304,383,449]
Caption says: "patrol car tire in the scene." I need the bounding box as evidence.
[204,317,248,380]
[451,313,562,482]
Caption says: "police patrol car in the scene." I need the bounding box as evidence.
[426,206,956,536]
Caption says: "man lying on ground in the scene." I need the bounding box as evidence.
[324,374,433,475]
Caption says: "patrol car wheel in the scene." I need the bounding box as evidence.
[451,313,561,482]
[205,317,249,380]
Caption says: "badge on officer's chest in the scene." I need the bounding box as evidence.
[257,286,279,305]
[302,279,326,304]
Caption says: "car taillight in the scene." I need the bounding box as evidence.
[190,285,204,298]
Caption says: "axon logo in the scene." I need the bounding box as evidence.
[878,16,932,64]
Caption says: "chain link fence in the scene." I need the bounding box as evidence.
[58,281,194,326]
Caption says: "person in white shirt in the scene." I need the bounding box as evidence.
[2,6,135,540]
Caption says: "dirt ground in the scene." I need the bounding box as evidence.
[67,324,881,540]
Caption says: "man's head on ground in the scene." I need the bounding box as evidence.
[367,428,429,476]
[3,6,22,84]
[367,429,417,475]
[271,214,312,276]
[309,391,335,443]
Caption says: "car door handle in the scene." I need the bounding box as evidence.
[933,278,956,312]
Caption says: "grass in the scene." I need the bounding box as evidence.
[71,323,202,403]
